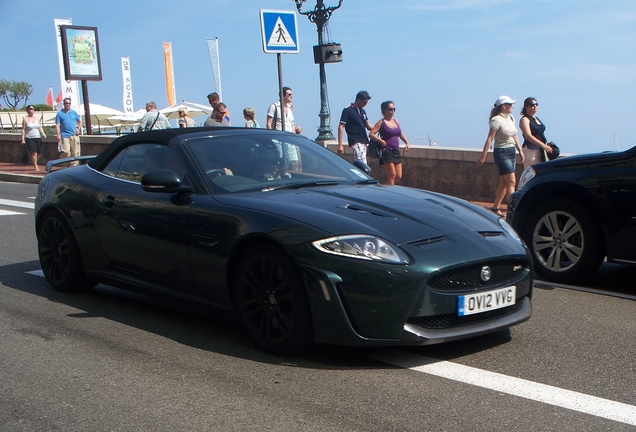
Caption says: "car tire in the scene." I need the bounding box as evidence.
[234,245,313,355]
[523,199,604,284]
[37,211,91,293]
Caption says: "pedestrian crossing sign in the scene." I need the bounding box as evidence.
[260,10,299,54]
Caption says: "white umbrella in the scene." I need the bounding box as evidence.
[160,101,211,120]
[79,103,126,128]
[107,108,146,124]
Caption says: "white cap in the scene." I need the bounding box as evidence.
[494,95,516,107]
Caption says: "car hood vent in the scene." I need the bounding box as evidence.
[478,231,503,238]
[338,203,392,218]
[410,236,446,247]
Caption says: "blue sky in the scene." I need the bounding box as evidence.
[1,0,635,154]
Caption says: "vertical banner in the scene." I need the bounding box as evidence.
[163,42,176,106]
[206,38,223,101]
[54,18,81,111]
[121,57,134,116]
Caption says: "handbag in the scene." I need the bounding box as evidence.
[20,145,29,164]
[368,122,384,159]
[543,142,560,161]
[368,137,381,159]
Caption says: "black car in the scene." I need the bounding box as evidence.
[507,146,636,284]
[36,127,532,354]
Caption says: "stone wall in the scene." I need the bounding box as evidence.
[0,133,523,202]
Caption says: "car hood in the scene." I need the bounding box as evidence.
[214,184,505,244]
[535,147,635,172]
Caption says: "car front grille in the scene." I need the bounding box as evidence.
[407,302,523,329]
[427,259,530,292]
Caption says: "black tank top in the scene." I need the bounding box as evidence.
[522,116,547,150]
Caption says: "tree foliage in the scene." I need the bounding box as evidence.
[0,79,34,110]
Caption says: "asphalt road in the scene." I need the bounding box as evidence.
[1,181,635,431]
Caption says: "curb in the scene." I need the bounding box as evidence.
[0,172,43,184]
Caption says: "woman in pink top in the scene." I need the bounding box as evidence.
[369,101,410,185]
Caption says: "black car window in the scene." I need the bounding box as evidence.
[184,133,373,193]
[101,143,188,184]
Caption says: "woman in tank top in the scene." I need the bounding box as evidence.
[519,97,553,168]
[369,101,410,185]
[21,105,47,171]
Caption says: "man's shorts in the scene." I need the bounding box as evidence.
[60,135,81,157]
[351,142,368,164]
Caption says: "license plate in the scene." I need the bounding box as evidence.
[458,286,516,316]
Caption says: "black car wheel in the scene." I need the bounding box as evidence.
[38,211,91,292]
[523,200,604,284]
[234,245,313,355]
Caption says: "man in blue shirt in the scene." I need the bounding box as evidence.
[337,91,373,164]
[55,98,82,163]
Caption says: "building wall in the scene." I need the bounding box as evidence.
[0,134,524,202]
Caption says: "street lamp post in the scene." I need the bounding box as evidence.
[294,0,343,144]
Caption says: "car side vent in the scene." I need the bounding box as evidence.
[410,236,446,247]
[478,231,504,238]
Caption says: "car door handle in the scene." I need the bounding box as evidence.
[101,195,117,208]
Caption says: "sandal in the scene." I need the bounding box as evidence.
[490,207,504,216]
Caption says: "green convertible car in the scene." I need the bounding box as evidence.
[35,127,532,354]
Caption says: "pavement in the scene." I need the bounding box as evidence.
[0,162,46,184]
[0,161,506,214]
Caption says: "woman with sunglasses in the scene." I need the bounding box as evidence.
[21,105,47,172]
[519,97,552,168]
[369,101,410,185]
[477,96,525,216]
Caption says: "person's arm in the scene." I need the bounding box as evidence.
[399,132,410,152]
[21,118,26,143]
[477,127,497,167]
[39,124,47,139]
[369,120,386,147]
[365,120,373,131]
[266,103,275,129]
[514,134,525,162]
[76,115,82,136]
[55,120,61,141]
[337,122,347,154]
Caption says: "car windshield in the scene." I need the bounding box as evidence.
[183,132,373,193]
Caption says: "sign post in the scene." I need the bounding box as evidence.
[260,10,299,132]
[59,25,102,135]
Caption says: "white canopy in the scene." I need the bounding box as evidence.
[160,101,211,120]
[79,103,126,127]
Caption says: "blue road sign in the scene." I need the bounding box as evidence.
[260,10,299,54]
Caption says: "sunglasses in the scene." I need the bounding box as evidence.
[387,107,396,112]
[530,103,539,107]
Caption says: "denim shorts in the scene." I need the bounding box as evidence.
[493,146,516,175]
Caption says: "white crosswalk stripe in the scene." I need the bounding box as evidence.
[0,209,25,216]
[0,198,35,209]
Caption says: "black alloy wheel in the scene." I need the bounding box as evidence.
[37,211,91,292]
[523,200,604,284]
[234,245,313,355]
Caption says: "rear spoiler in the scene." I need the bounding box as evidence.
[45,155,97,173]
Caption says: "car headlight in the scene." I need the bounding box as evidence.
[312,235,410,264]
[517,166,536,189]
[498,217,521,242]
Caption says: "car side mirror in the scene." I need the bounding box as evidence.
[141,169,192,193]
[353,160,371,175]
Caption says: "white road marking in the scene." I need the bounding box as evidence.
[369,350,636,426]
[0,198,35,209]
[27,270,44,277]
[0,209,25,216]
